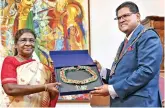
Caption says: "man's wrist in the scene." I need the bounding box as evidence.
[108,85,118,99]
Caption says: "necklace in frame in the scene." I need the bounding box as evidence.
[60,66,98,85]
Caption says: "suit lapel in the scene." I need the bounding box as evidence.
[127,25,144,47]
[110,42,124,76]
[115,42,124,61]
[118,25,144,61]
[110,24,145,76]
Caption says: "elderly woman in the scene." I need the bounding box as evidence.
[0,28,60,107]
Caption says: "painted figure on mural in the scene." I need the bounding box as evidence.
[68,25,84,50]
[13,0,35,35]
[46,0,86,50]
[0,0,87,64]
[1,0,16,26]
[0,0,17,56]
[28,0,87,67]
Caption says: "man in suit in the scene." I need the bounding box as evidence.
[90,1,163,107]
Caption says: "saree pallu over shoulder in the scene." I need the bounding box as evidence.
[0,60,52,107]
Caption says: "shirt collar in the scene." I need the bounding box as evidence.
[125,24,140,41]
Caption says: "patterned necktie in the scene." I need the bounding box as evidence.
[119,39,128,58]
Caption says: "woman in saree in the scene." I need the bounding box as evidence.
[0,28,60,107]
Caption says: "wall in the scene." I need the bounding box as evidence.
[57,0,164,107]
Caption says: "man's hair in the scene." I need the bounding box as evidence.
[116,1,139,16]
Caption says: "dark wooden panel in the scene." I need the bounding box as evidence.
[153,21,164,29]
[155,29,164,45]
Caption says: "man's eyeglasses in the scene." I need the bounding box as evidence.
[114,13,134,20]
[18,38,36,44]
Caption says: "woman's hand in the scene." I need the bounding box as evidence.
[46,82,61,100]
[46,82,61,94]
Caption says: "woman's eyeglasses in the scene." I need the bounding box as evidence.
[114,13,134,20]
[18,38,36,44]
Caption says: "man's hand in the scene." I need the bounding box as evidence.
[94,60,102,72]
[90,84,109,96]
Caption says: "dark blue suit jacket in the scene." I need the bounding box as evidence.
[108,24,163,107]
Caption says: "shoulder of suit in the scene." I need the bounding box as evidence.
[143,28,159,37]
